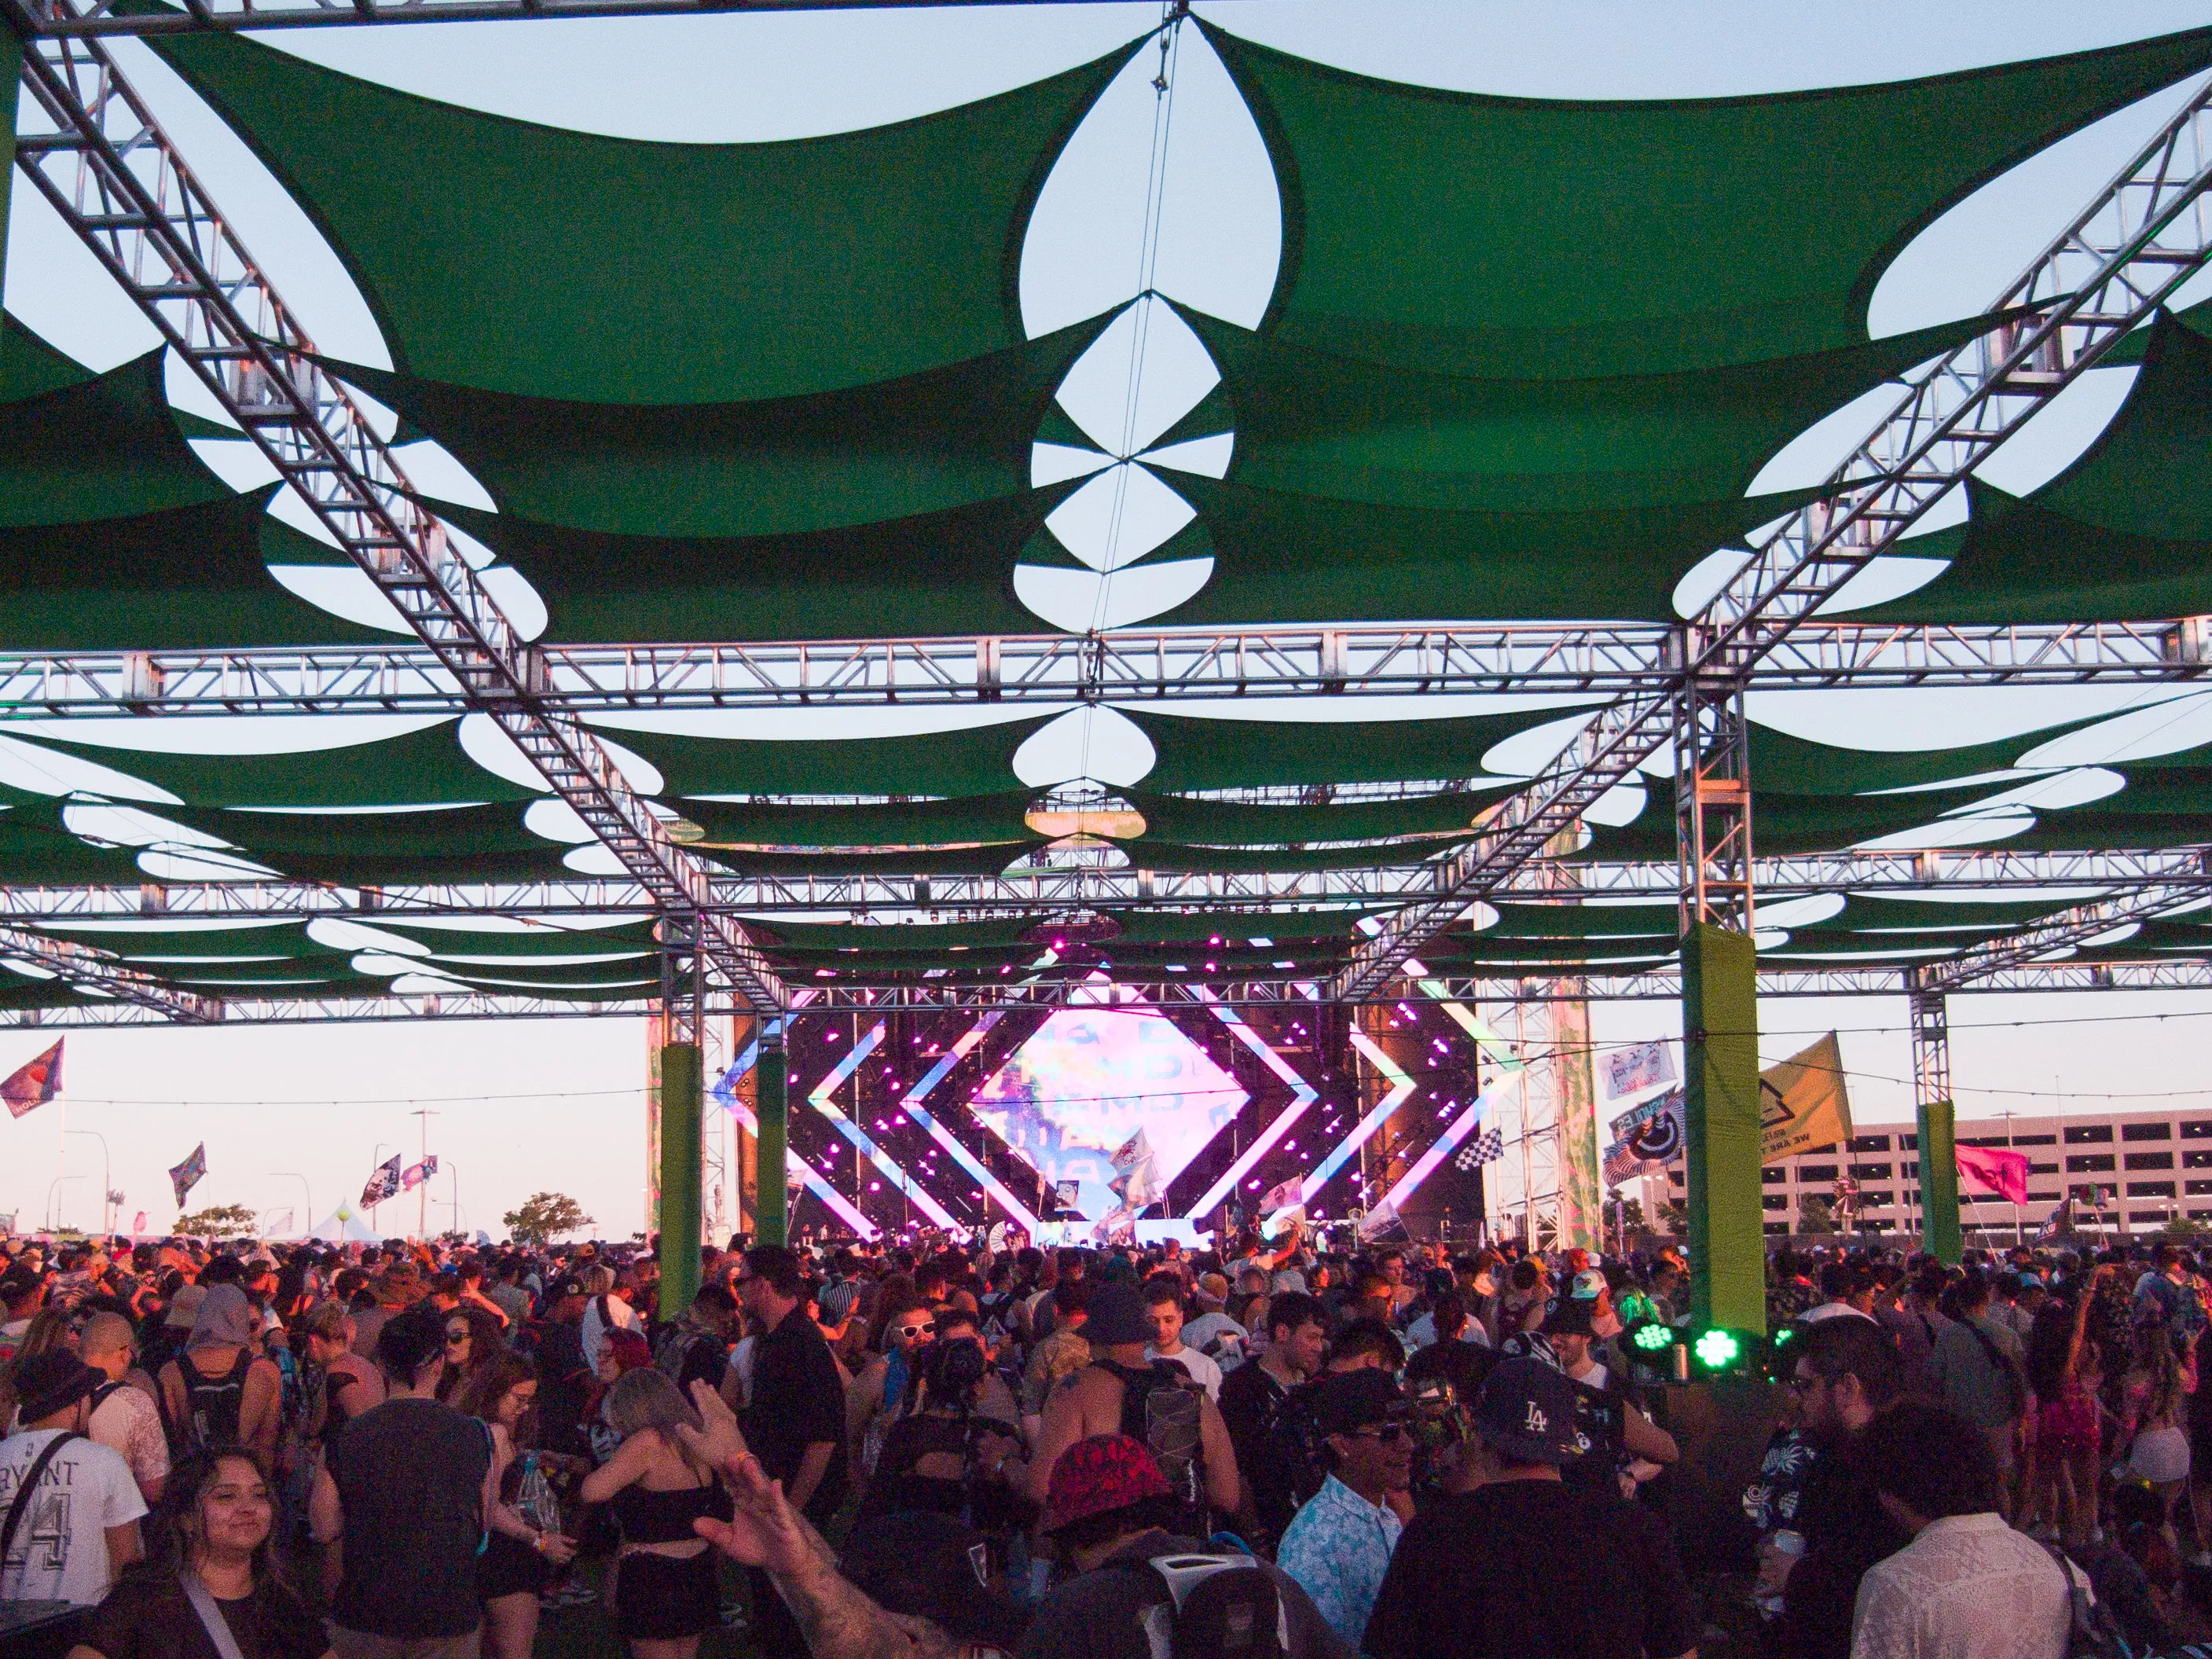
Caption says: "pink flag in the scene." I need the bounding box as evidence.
[1,1039,63,1118]
[1956,1144,2030,1205]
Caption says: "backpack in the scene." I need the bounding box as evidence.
[1110,1553,1287,1659]
[653,1323,717,1386]
[1099,1360,1207,1517]
[165,1347,254,1455]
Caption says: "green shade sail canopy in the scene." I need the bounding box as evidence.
[148,27,1143,405]
[1864,307,2212,623]
[336,317,1112,539]
[1203,20,2212,378]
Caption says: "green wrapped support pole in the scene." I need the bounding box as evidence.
[657,1042,702,1322]
[1918,1096,1963,1266]
[755,1036,789,1247]
[1682,923,1765,1336]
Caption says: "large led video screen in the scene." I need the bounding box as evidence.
[970,1007,1247,1221]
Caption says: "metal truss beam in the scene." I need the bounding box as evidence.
[1,0,1143,35]
[0,618,2207,720]
[1921,880,2212,991]
[0,846,2207,926]
[0,924,221,1020]
[9,17,787,1014]
[1333,71,2212,1001]
[6,957,2203,1026]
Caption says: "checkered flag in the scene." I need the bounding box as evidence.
[1454,1127,1504,1173]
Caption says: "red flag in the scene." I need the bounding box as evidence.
[1957,1143,2030,1205]
[1,1039,63,1118]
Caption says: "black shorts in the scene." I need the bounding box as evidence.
[611,1549,721,1639]
[479,1533,552,1602]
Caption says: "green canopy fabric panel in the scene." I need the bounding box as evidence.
[1118,707,1576,792]
[2,314,94,405]
[1172,303,1983,516]
[1201,22,2212,379]
[1863,310,2212,623]
[0,806,153,886]
[683,793,1038,850]
[148,26,1141,405]
[441,489,1073,643]
[163,803,578,886]
[601,715,1058,799]
[337,317,1110,538]
[0,343,235,525]
[19,721,530,808]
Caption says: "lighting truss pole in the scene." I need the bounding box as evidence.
[1335,68,2212,1000]
[1905,966,1953,1114]
[0,924,220,1020]
[1674,673,1754,934]
[9,17,787,1015]
[1920,873,2212,991]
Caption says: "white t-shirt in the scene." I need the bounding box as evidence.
[579,1294,640,1373]
[1149,1345,1224,1401]
[88,1386,169,1497]
[0,1427,149,1606]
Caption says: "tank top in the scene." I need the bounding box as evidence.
[611,1477,729,1545]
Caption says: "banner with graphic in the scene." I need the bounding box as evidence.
[168,1143,207,1209]
[1603,1041,1675,1101]
[360,1155,402,1207]
[1,1040,64,1118]
[1957,1143,2030,1205]
[1759,1034,1852,1162]
[400,1155,439,1193]
[1602,1088,1686,1185]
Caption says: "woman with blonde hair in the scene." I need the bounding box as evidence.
[457,1353,576,1659]
[578,1369,731,1659]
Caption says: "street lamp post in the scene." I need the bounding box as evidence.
[410,1110,440,1242]
[45,1175,83,1231]
[62,1130,109,1234]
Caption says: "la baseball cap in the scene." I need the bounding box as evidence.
[1475,1357,1583,1466]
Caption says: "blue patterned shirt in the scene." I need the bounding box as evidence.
[1276,1474,1403,1649]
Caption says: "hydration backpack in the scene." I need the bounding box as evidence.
[1099,1359,1206,1516]
[1113,1553,1288,1659]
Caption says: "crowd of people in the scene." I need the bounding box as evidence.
[6,1223,2212,1658]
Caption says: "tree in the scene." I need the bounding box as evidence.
[1798,1195,1837,1236]
[2162,1216,2205,1242]
[175,1203,259,1239]
[503,1191,593,1246]
[1616,1198,1648,1232]
[1656,1198,1687,1235]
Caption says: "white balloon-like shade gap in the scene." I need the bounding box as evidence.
[2017,693,2212,768]
[1137,432,1234,479]
[1044,464,1197,571]
[1480,710,1597,777]
[1048,299,1223,457]
[525,799,599,845]
[306,917,435,956]
[6,173,159,369]
[266,565,416,636]
[354,952,466,980]
[1869,79,2207,338]
[1020,27,1278,336]
[1813,556,1953,615]
[588,703,1053,743]
[64,802,232,849]
[1031,444,1116,488]
[163,347,241,432]
[396,441,500,513]
[1012,558,1215,632]
[563,843,633,876]
[188,439,284,492]
[1747,380,1912,497]
[1943,766,2126,815]
[137,848,281,882]
[457,714,665,795]
[1853,811,2037,852]
[1972,366,2137,497]
[9,714,452,758]
[1581,782,1647,828]
[1011,706,1157,788]
[0,734,178,802]
[479,567,549,641]
[1755,893,1849,929]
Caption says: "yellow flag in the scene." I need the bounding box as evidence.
[1759,1033,1852,1162]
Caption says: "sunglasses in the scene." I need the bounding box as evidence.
[446,1330,470,1345]
[893,1323,933,1339]
[1349,1422,1413,1445]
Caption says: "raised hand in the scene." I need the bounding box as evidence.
[690,1449,813,1578]
[682,1378,751,1471]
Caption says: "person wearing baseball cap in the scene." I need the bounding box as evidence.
[1502,1295,1678,1499]
[1019,1435,1348,1659]
[1361,1359,1697,1659]
[0,1353,149,1606]
[1275,1371,1414,1647]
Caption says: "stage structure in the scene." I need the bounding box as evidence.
[0,0,2207,1311]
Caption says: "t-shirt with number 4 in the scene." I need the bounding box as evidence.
[0,1427,149,1606]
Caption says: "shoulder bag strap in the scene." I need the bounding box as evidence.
[179,1571,251,1659]
[0,1432,85,1576]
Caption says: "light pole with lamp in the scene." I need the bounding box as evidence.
[410,1109,440,1241]
[269,1173,313,1239]
[444,1159,464,1239]
[62,1130,109,1235]
[44,1174,83,1231]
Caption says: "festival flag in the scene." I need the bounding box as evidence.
[2036,1195,2074,1244]
[168,1143,207,1209]
[399,1155,438,1193]
[266,1208,295,1236]
[1,1039,64,1118]
[1956,1143,2031,1206]
[1358,1202,1409,1243]
[1260,1176,1305,1212]
[132,1211,146,1235]
[1603,1041,1676,1100]
[1603,1090,1686,1184]
[1092,1205,1136,1244]
[360,1155,402,1207]
[1110,1130,1153,1172]
[1454,1126,1506,1173]
[1759,1034,1853,1162]
[1052,1180,1082,1217]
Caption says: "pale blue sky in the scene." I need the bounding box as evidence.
[3,0,2211,1236]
